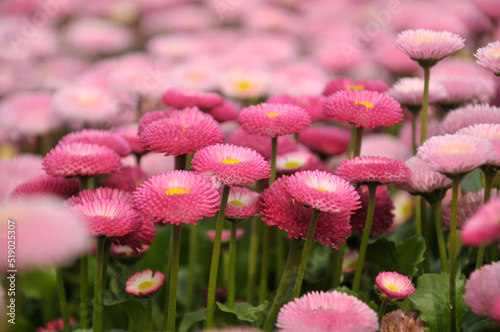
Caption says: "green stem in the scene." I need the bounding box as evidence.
[269,136,278,186]
[246,215,261,303]
[449,179,461,332]
[185,223,198,312]
[421,66,430,145]
[80,255,89,329]
[352,183,378,293]
[228,223,237,309]
[477,169,495,268]
[258,224,271,303]
[263,238,302,332]
[332,241,346,289]
[353,126,364,158]
[275,228,285,287]
[56,268,70,332]
[205,185,231,329]
[415,196,422,236]
[412,112,418,155]
[421,199,431,273]
[347,126,356,159]
[292,209,320,299]
[162,227,173,331]
[93,237,112,332]
[431,200,448,273]
[377,302,388,322]
[147,298,153,332]
[166,224,182,332]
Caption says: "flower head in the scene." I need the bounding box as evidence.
[376,271,415,301]
[276,290,379,332]
[114,125,145,155]
[191,144,270,187]
[475,41,500,75]
[137,110,171,135]
[207,100,240,122]
[10,174,79,199]
[228,128,298,160]
[238,102,311,137]
[322,77,389,97]
[133,170,220,224]
[267,94,327,122]
[461,198,500,246]
[59,129,131,157]
[389,77,446,109]
[161,88,223,110]
[439,104,500,134]
[126,269,165,297]
[101,166,147,193]
[298,125,350,156]
[219,67,269,100]
[457,123,500,167]
[350,185,394,236]
[336,156,411,185]
[276,151,316,174]
[225,186,260,220]
[323,90,403,128]
[464,261,500,322]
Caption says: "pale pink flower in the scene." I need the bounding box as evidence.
[267,94,327,123]
[139,153,175,178]
[399,117,440,150]
[376,271,415,301]
[11,174,79,199]
[145,34,201,61]
[225,186,260,220]
[59,129,131,157]
[322,77,389,97]
[233,33,297,64]
[360,134,412,161]
[169,61,219,92]
[475,0,500,20]
[276,151,316,174]
[342,251,359,274]
[440,104,500,134]
[269,61,328,96]
[110,244,149,259]
[336,156,411,185]
[219,67,269,100]
[67,187,133,207]
[0,154,44,200]
[457,124,500,167]
[207,101,240,122]
[461,198,500,246]
[464,261,500,322]
[475,41,500,75]
[298,126,350,156]
[114,125,145,155]
[389,77,446,109]
[161,88,223,110]
[126,270,165,297]
[141,5,215,35]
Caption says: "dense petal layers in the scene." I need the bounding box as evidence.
[375,271,415,300]
[336,156,411,185]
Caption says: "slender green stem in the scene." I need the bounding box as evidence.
[411,112,418,155]
[185,223,198,312]
[332,241,346,289]
[147,298,153,332]
[228,222,237,309]
[353,126,364,158]
[352,183,378,293]
[292,209,320,299]
[415,196,422,236]
[166,224,182,332]
[185,153,194,171]
[80,255,88,329]
[258,224,271,303]
[477,169,495,268]
[162,227,173,331]
[56,268,70,332]
[377,302,388,322]
[449,179,461,332]
[431,200,448,272]
[347,126,356,159]
[275,228,285,287]
[421,199,430,273]
[93,237,112,332]
[421,66,431,145]
[263,238,302,332]
[246,215,261,303]
[270,136,278,186]
[206,185,231,329]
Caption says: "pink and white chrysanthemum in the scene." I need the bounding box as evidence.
[416,134,495,177]
[207,229,245,243]
[67,187,134,207]
[133,170,220,224]
[464,261,500,322]
[284,170,360,214]
[350,185,394,236]
[267,94,328,122]
[457,124,500,167]
[475,41,500,75]
[389,77,446,109]
[228,129,298,160]
[125,269,165,297]
[432,75,483,106]
[137,110,171,135]
[461,198,500,246]
[393,29,465,65]
[139,107,225,156]
[161,88,223,110]
[59,129,131,157]
[11,174,79,199]
[225,186,260,220]
[101,166,147,193]
[43,143,121,177]
[322,77,389,97]
[298,126,350,156]
[71,198,141,238]
[336,156,411,185]
[376,271,415,301]
[439,104,500,135]
[191,144,271,187]
[238,103,311,137]
[276,290,379,332]
[323,90,403,128]
[276,151,316,174]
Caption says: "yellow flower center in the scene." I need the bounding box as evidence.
[188,72,205,82]
[138,281,154,291]
[238,81,253,90]
[316,188,327,192]
[387,285,398,291]
[222,158,241,164]
[165,188,190,195]
[77,94,99,106]
[135,180,144,187]
[355,101,374,108]
[438,143,474,155]
[100,215,109,219]
[284,161,301,168]
[346,84,364,91]
[267,113,280,118]
[229,200,245,207]
[182,125,186,132]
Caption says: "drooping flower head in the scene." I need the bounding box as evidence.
[298,125,350,156]
[439,104,500,134]
[139,107,225,156]
[126,269,165,297]
[323,90,403,128]
[393,29,465,67]
[276,151,316,174]
[336,156,411,185]
[322,77,389,97]
[350,185,394,236]
[464,261,500,322]
[475,41,500,75]
[110,244,150,260]
[284,170,360,214]
[388,77,446,111]
[461,198,500,246]
[225,186,260,220]
[10,174,79,199]
[375,271,415,301]
[191,144,271,187]
[133,170,220,224]
[43,143,122,177]
[416,134,495,178]
[238,102,311,137]
[161,88,223,110]
[59,129,131,157]
[228,128,298,160]
[276,290,379,332]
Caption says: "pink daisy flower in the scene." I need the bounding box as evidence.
[276,290,379,332]
[322,77,389,97]
[0,198,90,271]
[67,187,134,207]
[133,170,220,224]
[393,29,465,66]
[207,100,240,122]
[114,125,146,155]
[360,134,412,162]
[336,156,411,185]
[389,77,446,110]
[416,134,495,178]
[376,271,415,301]
[228,129,298,160]
[161,88,223,110]
[267,94,328,122]
[276,151,316,174]
[101,166,147,193]
[59,129,131,157]
[440,103,500,135]
[0,154,45,200]
[139,107,225,157]
[125,270,165,297]
[464,261,500,322]
[350,185,394,236]
[43,143,121,177]
[298,125,350,156]
[475,41,500,75]
[260,177,351,249]
[225,186,260,220]
[432,75,484,108]
[323,90,403,128]
[284,170,361,214]
[238,103,311,137]
[191,144,270,187]
[207,229,245,243]
[10,174,79,199]
[457,124,500,167]
[137,110,171,135]
[461,198,500,246]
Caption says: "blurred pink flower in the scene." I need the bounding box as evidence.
[439,104,500,134]
[267,94,327,122]
[228,129,298,160]
[298,125,350,156]
[475,0,500,20]
[225,186,260,220]
[464,261,500,322]
[389,77,446,109]
[60,129,131,157]
[207,229,245,243]
[461,198,500,246]
[336,156,411,185]
[457,123,500,167]
[350,185,394,236]
[11,174,79,199]
[207,100,240,123]
[219,67,269,100]
[276,151,316,174]
[360,134,412,161]
[161,88,223,110]
[322,77,388,97]
[114,124,146,155]
[101,166,147,193]
[269,61,328,96]
[0,154,45,200]
[475,41,500,75]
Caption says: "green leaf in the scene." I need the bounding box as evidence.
[334,286,378,312]
[179,310,206,332]
[216,301,269,323]
[461,308,494,332]
[409,273,466,332]
[119,299,152,332]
